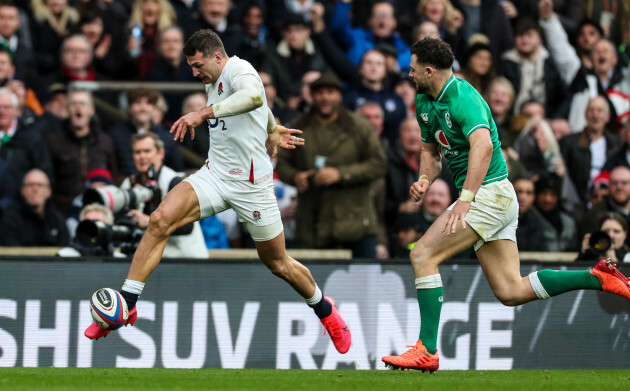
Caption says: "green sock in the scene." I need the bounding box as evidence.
[532,270,601,297]
[416,286,443,355]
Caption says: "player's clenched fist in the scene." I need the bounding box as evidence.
[409,179,430,202]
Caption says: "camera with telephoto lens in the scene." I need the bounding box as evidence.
[76,220,145,254]
[77,165,161,254]
[82,165,161,213]
[589,231,613,255]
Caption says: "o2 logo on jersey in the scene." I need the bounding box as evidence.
[434,129,451,149]
[207,118,227,131]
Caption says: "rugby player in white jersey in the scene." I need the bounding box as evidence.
[84,29,352,354]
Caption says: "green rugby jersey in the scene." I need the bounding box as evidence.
[416,75,508,190]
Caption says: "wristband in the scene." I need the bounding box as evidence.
[458,189,475,203]
[418,175,432,185]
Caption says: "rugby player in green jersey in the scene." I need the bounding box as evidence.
[381,37,630,372]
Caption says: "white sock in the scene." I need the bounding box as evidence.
[415,274,443,289]
[122,279,145,295]
[305,285,323,306]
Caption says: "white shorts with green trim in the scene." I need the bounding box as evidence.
[185,165,283,242]
[448,178,518,251]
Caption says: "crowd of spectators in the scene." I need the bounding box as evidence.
[0,0,629,260]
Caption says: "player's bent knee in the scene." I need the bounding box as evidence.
[147,209,173,237]
[266,259,290,279]
[493,290,523,307]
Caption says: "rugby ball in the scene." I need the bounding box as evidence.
[90,288,128,330]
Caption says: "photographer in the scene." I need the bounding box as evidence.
[121,132,207,258]
[578,212,630,263]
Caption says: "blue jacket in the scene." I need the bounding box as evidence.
[330,2,410,70]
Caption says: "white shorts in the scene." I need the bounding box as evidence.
[448,178,518,251]
[184,165,283,242]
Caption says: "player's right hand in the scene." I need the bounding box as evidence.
[409,180,430,202]
[170,110,204,142]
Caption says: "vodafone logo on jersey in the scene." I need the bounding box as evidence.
[435,130,451,149]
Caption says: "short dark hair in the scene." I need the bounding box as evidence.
[514,18,543,38]
[411,37,454,70]
[127,87,160,105]
[183,29,226,57]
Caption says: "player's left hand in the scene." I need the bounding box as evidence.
[266,125,304,158]
[442,200,471,235]
[170,110,204,142]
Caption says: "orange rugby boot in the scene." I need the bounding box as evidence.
[382,340,439,373]
[590,259,630,301]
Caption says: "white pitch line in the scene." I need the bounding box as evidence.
[465,268,482,304]
[529,301,552,352]
[567,290,584,325]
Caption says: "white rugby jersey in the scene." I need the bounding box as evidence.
[204,56,273,183]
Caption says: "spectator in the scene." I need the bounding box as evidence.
[275,73,386,257]
[539,2,627,132]
[357,101,389,259]
[603,117,630,170]
[0,1,35,85]
[264,13,330,102]
[580,166,630,244]
[121,132,207,258]
[126,0,177,78]
[330,0,411,71]
[485,76,515,144]
[500,18,568,119]
[513,176,548,251]
[33,83,68,133]
[47,89,117,216]
[519,99,546,118]
[145,26,196,123]
[455,0,514,62]
[386,117,423,225]
[462,42,494,94]
[588,170,610,208]
[513,116,565,180]
[415,0,465,62]
[560,96,622,205]
[108,87,184,177]
[0,168,69,246]
[190,0,240,54]
[578,212,630,263]
[58,202,117,256]
[266,0,315,43]
[581,0,628,45]
[0,88,52,198]
[412,20,440,43]
[180,91,210,170]
[394,77,417,117]
[534,174,578,251]
[418,178,452,228]
[236,3,268,70]
[392,212,426,258]
[30,0,80,77]
[42,34,103,100]
[287,70,321,114]
[65,166,114,239]
[76,8,129,80]
[343,49,406,142]
[259,71,297,126]
[4,75,42,126]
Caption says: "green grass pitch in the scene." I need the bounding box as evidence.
[1,368,629,391]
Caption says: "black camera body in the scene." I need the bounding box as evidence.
[76,220,145,255]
